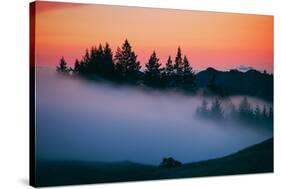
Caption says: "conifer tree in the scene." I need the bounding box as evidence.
[56,56,69,73]
[269,106,273,122]
[262,105,268,118]
[210,98,223,119]
[144,51,162,87]
[196,99,209,116]
[74,59,80,72]
[165,56,174,76]
[238,97,253,119]
[102,43,114,78]
[182,55,196,90]
[88,46,98,73]
[82,49,91,71]
[162,56,175,88]
[254,105,261,118]
[174,47,183,75]
[114,39,141,82]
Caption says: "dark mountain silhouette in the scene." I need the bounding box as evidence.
[35,138,273,187]
[196,68,273,101]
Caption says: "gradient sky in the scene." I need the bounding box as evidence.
[33,1,273,72]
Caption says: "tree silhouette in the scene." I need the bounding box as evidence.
[196,99,209,117]
[174,47,183,87]
[74,59,81,72]
[165,56,174,76]
[159,157,182,168]
[83,49,91,66]
[229,102,238,119]
[174,47,183,75]
[238,97,253,120]
[56,56,69,73]
[87,46,98,74]
[144,51,162,87]
[262,105,267,118]
[182,55,196,90]
[268,106,273,123]
[162,56,175,88]
[114,39,141,82]
[101,43,114,78]
[254,105,261,119]
[210,98,223,120]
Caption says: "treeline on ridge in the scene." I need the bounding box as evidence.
[56,39,273,101]
[56,39,196,91]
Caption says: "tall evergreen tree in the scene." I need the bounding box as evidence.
[144,51,162,87]
[182,55,196,90]
[210,98,223,119]
[74,59,80,73]
[254,105,261,118]
[174,47,183,75]
[102,43,114,78]
[88,46,98,73]
[165,56,174,76]
[269,106,273,122]
[262,105,268,118]
[162,56,175,88]
[81,49,91,73]
[93,44,104,75]
[114,39,141,82]
[196,99,209,117]
[56,56,69,73]
[238,97,253,118]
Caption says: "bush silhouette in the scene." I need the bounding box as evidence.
[159,157,182,168]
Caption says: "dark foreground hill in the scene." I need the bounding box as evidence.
[196,68,273,101]
[35,138,273,187]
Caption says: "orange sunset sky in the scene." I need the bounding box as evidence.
[33,1,273,72]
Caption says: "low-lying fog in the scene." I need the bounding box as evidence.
[36,67,273,165]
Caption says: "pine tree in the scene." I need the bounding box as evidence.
[82,49,91,73]
[74,59,80,72]
[182,55,196,90]
[262,105,268,119]
[229,102,237,119]
[238,97,253,119]
[88,46,98,73]
[162,56,175,88]
[210,98,223,119]
[144,51,161,87]
[196,99,209,117]
[56,56,69,73]
[102,43,114,78]
[114,47,124,78]
[174,47,183,75]
[114,39,141,82]
[165,56,174,76]
[254,105,261,119]
[269,106,273,123]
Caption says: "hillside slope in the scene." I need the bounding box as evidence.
[35,138,273,187]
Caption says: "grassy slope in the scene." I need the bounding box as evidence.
[35,138,273,187]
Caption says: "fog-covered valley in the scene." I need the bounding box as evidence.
[36,67,273,165]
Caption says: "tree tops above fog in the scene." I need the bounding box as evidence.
[57,39,196,91]
[56,39,273,100]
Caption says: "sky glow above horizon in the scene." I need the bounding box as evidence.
[33,1,273,73]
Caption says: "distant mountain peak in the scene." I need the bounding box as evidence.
[236,65,254,73]
[206,67,218,72]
